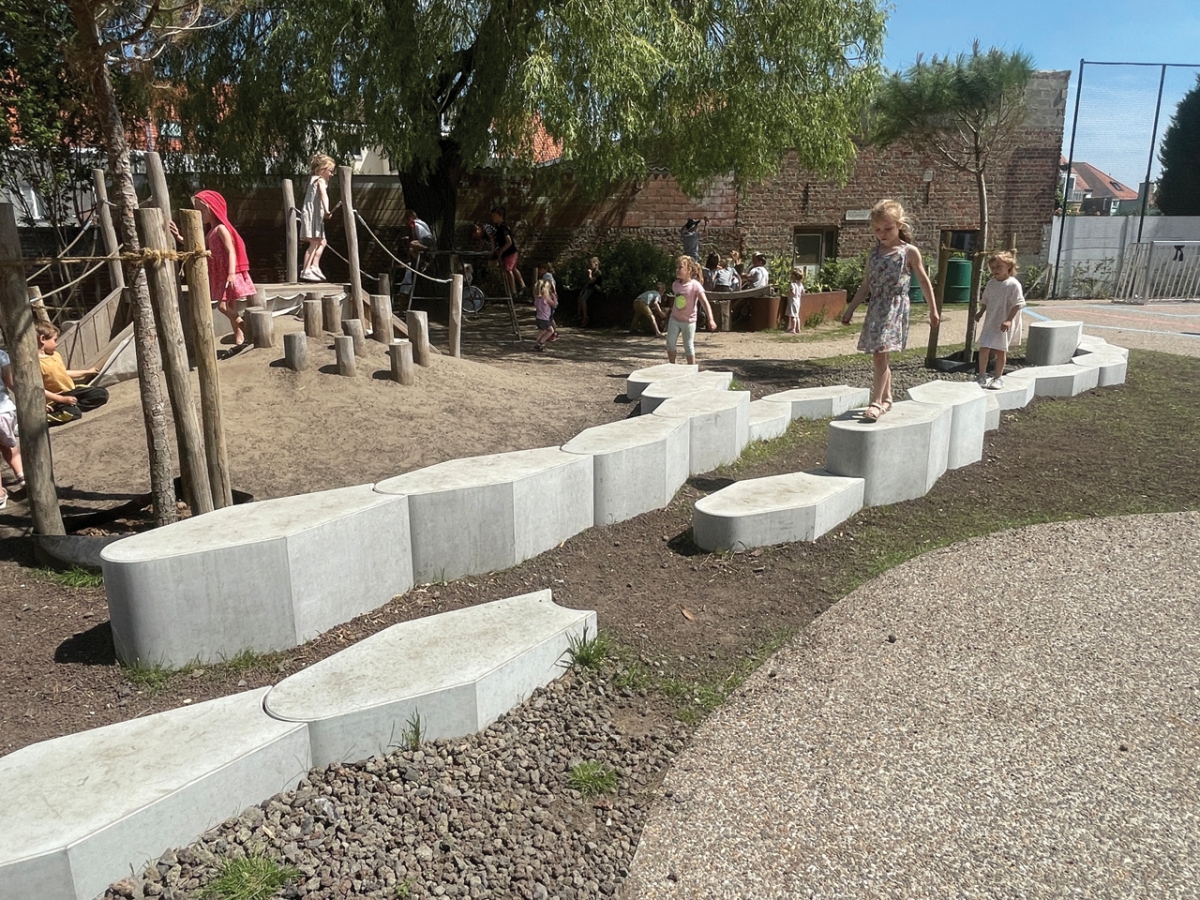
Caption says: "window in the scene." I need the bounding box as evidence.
[792,227,838,271]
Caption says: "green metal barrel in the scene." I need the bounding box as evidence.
[945,258,972,303]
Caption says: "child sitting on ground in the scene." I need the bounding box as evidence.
[37,322,109,425]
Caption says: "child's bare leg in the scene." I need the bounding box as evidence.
[978,347,992,379]
[993,349,1007,378]
[872,351,890,405]
[220,300,244,344]
[311,237,327,271]
[302,238,318,272]
[2,443,23,481]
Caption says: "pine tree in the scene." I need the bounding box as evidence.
[1157,75,1200,216]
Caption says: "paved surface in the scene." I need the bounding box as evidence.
[624,512,1200,898]
[1025,299,1200,358]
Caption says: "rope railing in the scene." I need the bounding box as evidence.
[24,219,97,283]
[354,210,452,284]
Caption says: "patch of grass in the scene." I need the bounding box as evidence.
[656,630,795,723]
[563,626,610,671]
[401,710,425,751]
[394,882,413,899]
[715,420,817,477]
[729,378,745,391]
[122,660,175,696]
[38,566,104,588]
[199,854,301,900]
[804,310,828,328]
[568,761,619,798]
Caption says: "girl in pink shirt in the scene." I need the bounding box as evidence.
[666,256,716,365]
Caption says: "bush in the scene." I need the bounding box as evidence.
[560,239,676,301]
[810,251,868,295]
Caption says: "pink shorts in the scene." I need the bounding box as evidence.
[501,252,519,273]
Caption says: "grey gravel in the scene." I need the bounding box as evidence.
[624,512,1200,898]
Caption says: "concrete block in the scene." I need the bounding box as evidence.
[652,390,751,475]
[905,381,988,469]
[102,485,413,667]
[0,689,309,900]
[1015,362,1101,398]
[626,363,697,400]
[562,415,691,526]
[375,448,593,584]
[983,374,1037,411]
[639,371,733,413]
[693,470,864,551]
[1026,320,1083,366]
[985,395,1001,432]
[758,385,871,420]
[747,399,790,443]
[826,401,952,507]
[264,591,595,767]
[1072,349,1129,387]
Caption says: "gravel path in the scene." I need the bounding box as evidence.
[623,512,1200,898]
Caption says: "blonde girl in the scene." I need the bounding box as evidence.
[786,267,805,334]
[667,255,716,365]
[974,250,1025,389]
[841,199,939,421]
[300,153,335,281]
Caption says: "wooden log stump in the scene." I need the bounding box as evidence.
[322,293,341,333]
[342,318,366,356]
[370,294,392,343]
[409,310,431,366]
[253,286,268,309]
[390,339,414,385]
[378,273,391,296]
[303,297,322,337]
[248,309,275,349]
[284,331,307,371]
[334,335,356,377]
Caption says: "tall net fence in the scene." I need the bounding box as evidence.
[1049,61,1200,301]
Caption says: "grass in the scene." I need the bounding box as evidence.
[657,630,795,724]
[563,626,610,670]
[713,419,820,477]
[122,660,175,695]
[198,854,300,900]
[401,710,425,751]
[38,566,104,588]
[567,761,619,798]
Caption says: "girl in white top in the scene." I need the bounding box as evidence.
[785,267,804,333]
[974,250,1026,390]
[300,154,335,281]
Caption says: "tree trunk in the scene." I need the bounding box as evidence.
[397,139,460,250]
[964,168,989,358]
[68,0,177,526]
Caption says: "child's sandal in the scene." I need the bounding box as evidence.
[862,402,884,422]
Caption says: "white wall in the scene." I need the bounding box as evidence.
[1046,215,1200,297]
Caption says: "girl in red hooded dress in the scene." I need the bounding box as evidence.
[186,190,256,346]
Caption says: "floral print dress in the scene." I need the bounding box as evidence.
[857,242,912,353]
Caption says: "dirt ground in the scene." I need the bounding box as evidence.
[2,299,1197,759]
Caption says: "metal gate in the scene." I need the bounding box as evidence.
[1114,241,1200,303]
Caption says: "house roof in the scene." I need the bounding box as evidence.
[1060,157,1138,201]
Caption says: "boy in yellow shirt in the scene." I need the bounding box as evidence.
[36,322,109,425]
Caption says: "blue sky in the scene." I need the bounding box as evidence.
[880,0,1200,185]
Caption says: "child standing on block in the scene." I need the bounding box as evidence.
[666,256,716,365]
[785,267,805,334]
[841,199,939,421]
[974,250,1026,390]
[37,322,109,425]
[299,154,335,282]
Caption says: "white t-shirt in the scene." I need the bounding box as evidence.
[744,265,769,290]
[0,349,14,415]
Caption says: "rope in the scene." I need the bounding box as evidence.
[354,210,452,284]
[2,247,211,268]
[24,220,97,282]
[33,259,109,300]
[321,242,379,283]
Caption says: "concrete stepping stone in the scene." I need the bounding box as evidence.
[0,689,309,900]
[826,401,952,507]
[639,371,733,413]
[1026,320,1083,366]
[693,471,864,551]
[562,415,691,526]
[747,399,790,443]
[904,381,988,469]
[375,448,593,584]
[758,385,870,420]
[1072,349,1129,386]
[985,394,1001,432]
[264,590,595,767]
[983,374,1036,411]
[102,485,413,668]
[652,389,751,475]
[626,363,697,399]
[1010,362,1100,398]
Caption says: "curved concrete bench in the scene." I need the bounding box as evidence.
[102,485,413,667]
[984,374,1036,411]
[0,689,309,900]
[693,471,864,551]
[375,448,593,584]
[758,385,870,420]
[1026,320,1083,366]
[904,381,988,469]
[985,394,1001,432]
[747,399,790,443]
[652,390,751,475]
[1010,362,1100,398]
[265,591,594,767]
[639,371,733,413]
[562,415,691,526]
[826,401,952,507]
[1072,349,1128,387]
[626,363,697,400]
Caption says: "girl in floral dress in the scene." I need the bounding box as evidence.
[840,200,939,421]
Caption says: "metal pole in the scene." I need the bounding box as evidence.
[1137,65,1168,244]
[1052,59,1086,300]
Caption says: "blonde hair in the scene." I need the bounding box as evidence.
[537,278,553,298]
[871,199,914,243]
[36,321,60,341]
[676,255,702,281]
[310,153,335,175]
[791,267,805,283]
[988,250,1018,277]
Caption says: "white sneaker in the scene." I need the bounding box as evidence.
[987,377,1005,390]
[313,266,326,281]
[300,268,319,282]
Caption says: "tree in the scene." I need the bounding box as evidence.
[160,0,887,243]
[871,44,1034,357]
[1157,74,1200,216]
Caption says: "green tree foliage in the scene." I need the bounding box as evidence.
[871,44,1033,355]
[160,0,887,239]
[1157,75,1200,216]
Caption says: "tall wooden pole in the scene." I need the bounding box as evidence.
[137,207,214,515]
[91,169,125,294]
[338,166,364,321]
[179,209,232,509]
[145,151,174,246]
[0,205,64,535]
[282,179,298,284]
[926,235,951,367]
[448,274,463,358]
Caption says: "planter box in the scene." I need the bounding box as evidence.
[799,290,848,325]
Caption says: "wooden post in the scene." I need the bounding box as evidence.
[321,293,341,333]
[926,236,951,367]
[91,169,125,292]
[448,274,463,358]
[136,206,214,514]
[145,151,174,245]
[284,331,307,371]
[369,294,392,343]
[179,208,233,510]
[408,310,431,366]
[252,285,268,309]
[337,166,364,321]
[28,286,50,325]
[282,178,298,284]
[248,309,275,349]
[342,318,365,356]
[334,335,356,376]
[390,339,414,385]
[378,273,391,296]
[0,204,64,535]
[303,297,323,337]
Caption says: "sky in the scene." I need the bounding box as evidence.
[880,0,1200,186]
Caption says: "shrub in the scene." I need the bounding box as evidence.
[560,239,676,301]
[810,251,868,295]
